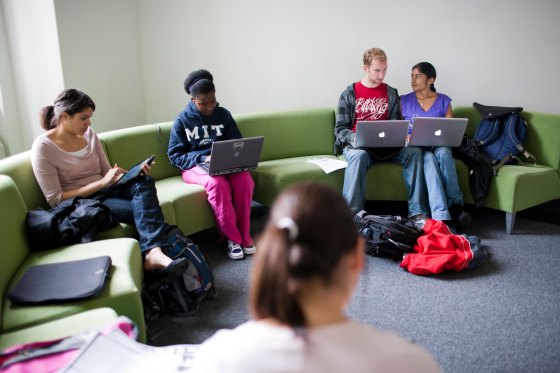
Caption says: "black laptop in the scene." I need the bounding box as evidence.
[197,137,264,176]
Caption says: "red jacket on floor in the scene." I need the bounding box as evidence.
[400,219,480,275]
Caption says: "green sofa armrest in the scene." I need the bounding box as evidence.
[0,151,49,211]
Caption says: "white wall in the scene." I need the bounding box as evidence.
[0,2,23,157]
[2,0,559,154]
[54,0,146,134]
[136,0,560,119]
[1,0,63,153]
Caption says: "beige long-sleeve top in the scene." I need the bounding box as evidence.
[31,127,111,207]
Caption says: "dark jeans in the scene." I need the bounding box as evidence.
[94,175,168,253]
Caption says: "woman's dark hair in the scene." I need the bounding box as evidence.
[39,88,95,130]
[250,182,359,328]
[413,62,437,92]
[183,69,215,96]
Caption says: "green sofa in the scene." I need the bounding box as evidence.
[0,175,145,349]
[237,106,560,234]
[0,105,558,348]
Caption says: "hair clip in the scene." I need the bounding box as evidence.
[277,217,299,241]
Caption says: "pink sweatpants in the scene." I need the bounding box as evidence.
[182,166,254,247]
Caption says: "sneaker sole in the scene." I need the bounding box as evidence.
[228,251,244,260]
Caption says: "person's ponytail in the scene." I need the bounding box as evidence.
[250,227,306,327]
[39,105,56,130]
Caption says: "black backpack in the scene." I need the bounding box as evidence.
[353,211,422,260]
[473,102,537,175]
[452,136,494,207]
[142,225,217,321]
[142,270,202,320]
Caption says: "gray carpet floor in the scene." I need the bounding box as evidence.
[147,200,560,373]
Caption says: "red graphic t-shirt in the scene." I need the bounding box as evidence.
[352,82,389,131]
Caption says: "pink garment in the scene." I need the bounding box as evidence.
[0,317,137,373]
[182,167,254,247]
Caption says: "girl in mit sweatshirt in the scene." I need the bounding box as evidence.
[168,69,255,260]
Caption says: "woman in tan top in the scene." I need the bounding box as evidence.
[31,88,187,277]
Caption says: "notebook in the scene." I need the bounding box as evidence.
[355,120,410,148]
[408,117,468,147]
[7,256,112,304]
[107,154,155,191]
[197,136,264,176]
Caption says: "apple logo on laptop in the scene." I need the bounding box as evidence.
[434,129,442,136]
[378,132,386,138]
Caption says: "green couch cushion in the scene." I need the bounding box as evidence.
[251,156,344,206]
[3,238,145,342]
[235,108,336,161]
[364,162,410,202]
[155,177,215,235]
[0,307,119,351]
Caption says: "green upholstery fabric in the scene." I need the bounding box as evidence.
[250,156,344,206]
[0,176,31,331]
[98,123,178,181]
[0,175,146,343]
[236,108,342,206]
[3,238,145,340]
[0,151,49,210]
[0,307,119,351]
[235,108,336,161]
[155,177,216,235]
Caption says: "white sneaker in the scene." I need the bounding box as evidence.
[227,240,244,260]
[242,244,256,255]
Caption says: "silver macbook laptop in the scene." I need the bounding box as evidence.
[197,136,264,176]
[355,120,410,148]
[408,117,468,147]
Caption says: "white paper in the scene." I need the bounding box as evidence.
[306,157,348,174]
[61,329,199,372]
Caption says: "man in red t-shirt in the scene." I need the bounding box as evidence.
[334,48,428,221]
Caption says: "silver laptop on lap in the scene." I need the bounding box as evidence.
[408,117,468,147]
[197,136,264,176]
[355,120,410,148]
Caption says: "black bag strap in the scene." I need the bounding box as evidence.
[473,102,523,119]
[489,114,537,175]
[492,150,537,175]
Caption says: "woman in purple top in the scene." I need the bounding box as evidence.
[400,62,471,230]
[31,88,189,278]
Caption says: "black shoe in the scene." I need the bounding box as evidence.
[442,220,458,234]
[450,204,472,228]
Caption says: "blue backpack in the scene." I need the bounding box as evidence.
[473,102,536,175]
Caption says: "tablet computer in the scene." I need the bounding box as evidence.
[108,154,155,190]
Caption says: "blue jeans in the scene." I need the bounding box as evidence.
[342,146,428,217]
[96,175,168,253]
[423,146,464,220]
